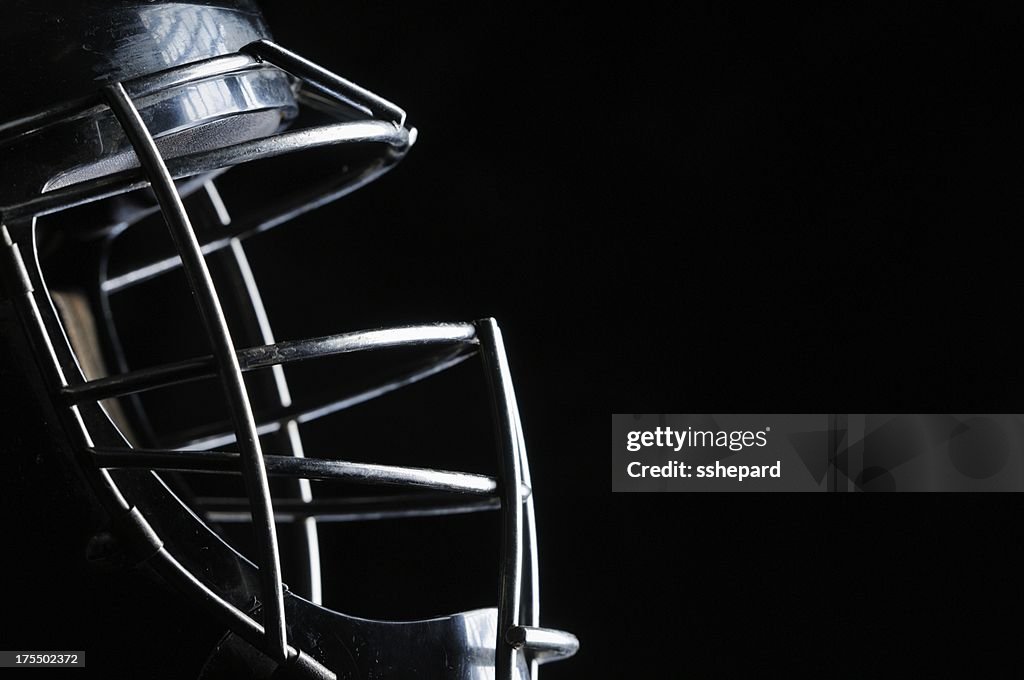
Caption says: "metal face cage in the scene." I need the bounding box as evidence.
[0,5,577,678]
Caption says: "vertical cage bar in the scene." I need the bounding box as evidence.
[207,181,324,605]
[476,318,524,680]
[510,388,541,679]
[103,83,288,661]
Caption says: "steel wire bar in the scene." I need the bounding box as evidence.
[3,121,409,221]
[476,319,524,680]
[242,40,406,126]
[104,82,288,660]
[197,493,502,523]
[62,324,478,403]
[91,447,503,495]
[508,379,541,677]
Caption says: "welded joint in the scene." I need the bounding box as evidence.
[110,506,165,566]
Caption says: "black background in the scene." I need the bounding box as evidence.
[255,4,1022,676]
[3,2,1023,677]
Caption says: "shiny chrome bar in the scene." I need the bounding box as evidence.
[200,494,502,523]
[91,447,503,495]
[104,82,288,661]
[476,319,524,680]
[62,323,478,403]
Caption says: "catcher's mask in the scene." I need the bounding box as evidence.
[0,2,577,678]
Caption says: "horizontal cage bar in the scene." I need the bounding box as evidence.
[92,447,506,496]
[4,121,410,220]
[63,324,478,403]
[199,493,502,523]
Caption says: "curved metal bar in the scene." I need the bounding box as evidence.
[508,378,542,677]
[3,120,410,221]
[91,447,501,495]
[199,494,502,524]
[243,40,406,126]
[171,121,408,176]
[63,323,478,403]
[63,355,210,403]
[246,324,477,366]
[1,227,71,388]
[476,318,524,680]
[103,83,288,661]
